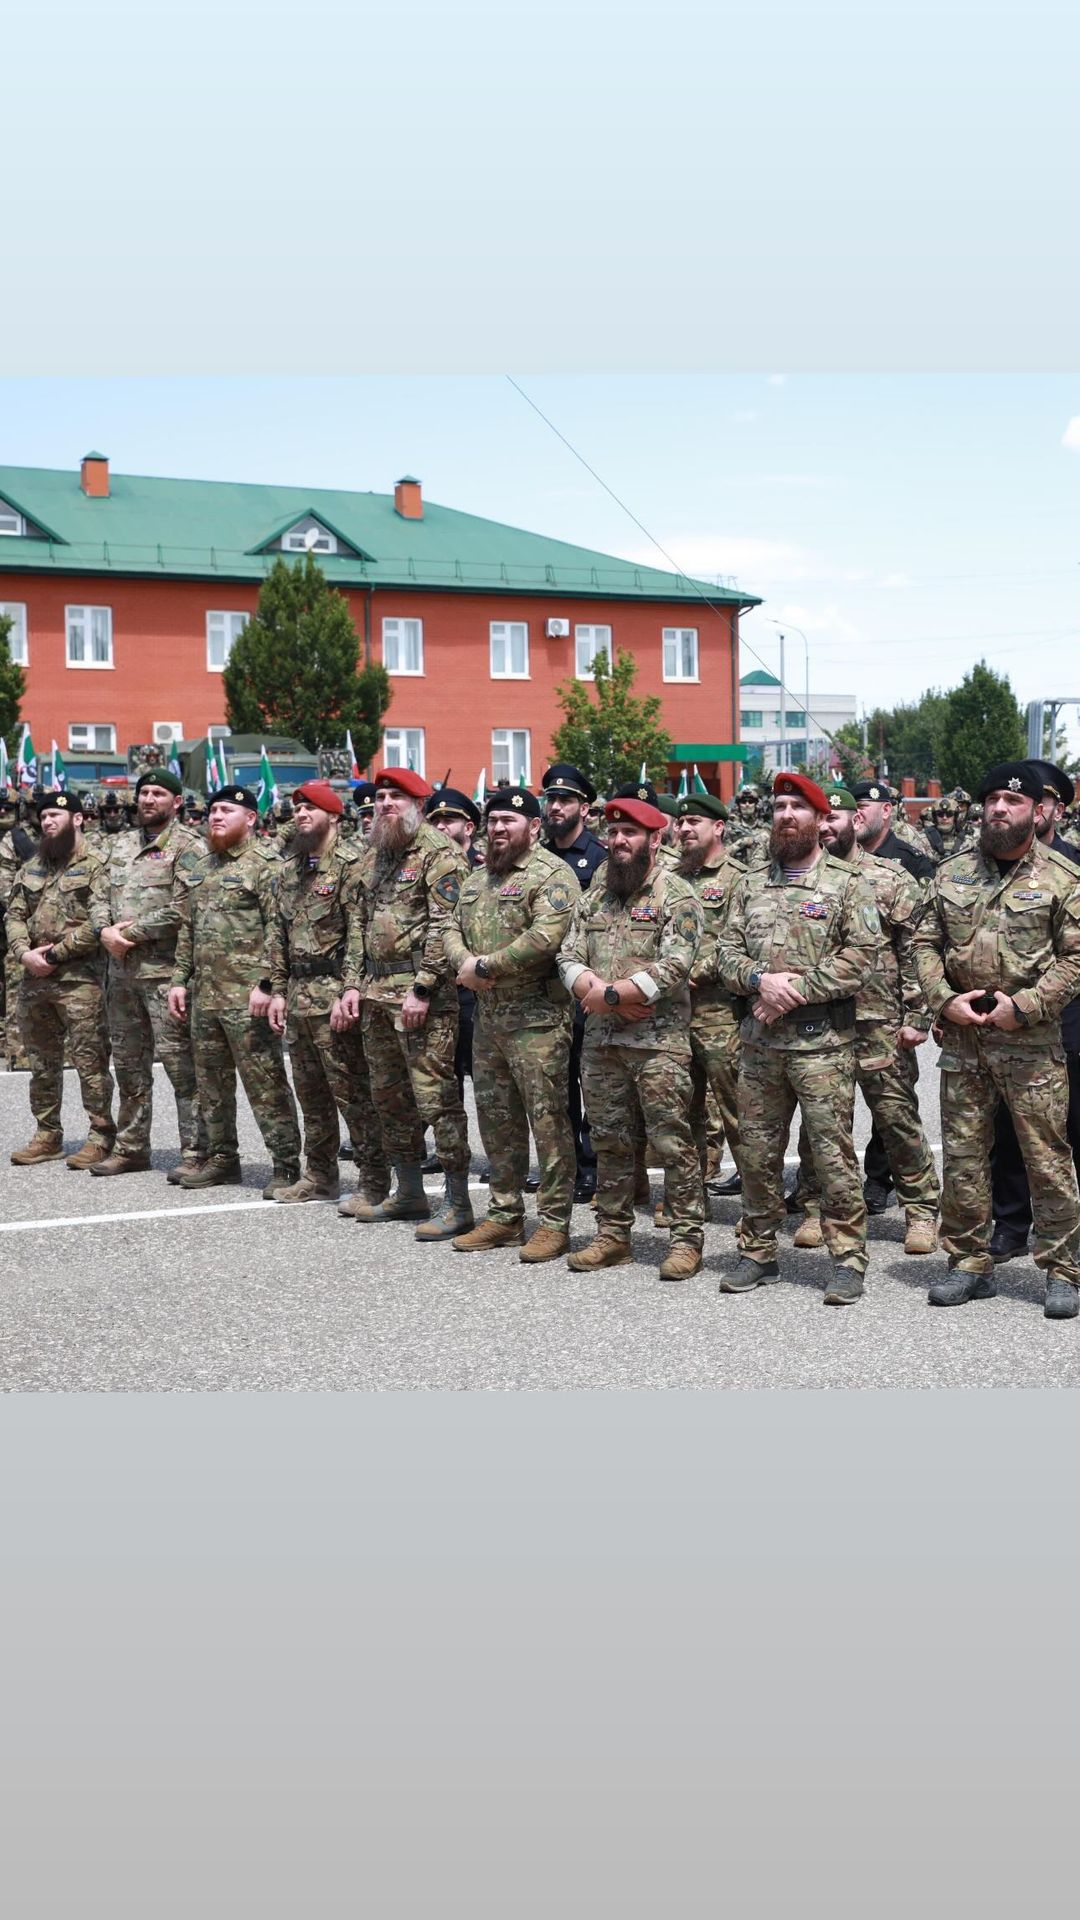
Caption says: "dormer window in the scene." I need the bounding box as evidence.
[0,504,26,537]
[282,516,338,555]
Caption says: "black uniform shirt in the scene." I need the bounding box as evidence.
[547,826,606,891]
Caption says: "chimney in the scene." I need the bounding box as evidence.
[81,451,110,498]
[394,474,423,520]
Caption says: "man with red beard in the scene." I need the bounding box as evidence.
[716,772,880,1304]
[339,768,472,1239]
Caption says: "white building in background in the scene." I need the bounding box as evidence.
[738,669,857,776]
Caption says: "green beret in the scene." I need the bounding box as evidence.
[135,767,183,799]
[677,793,728,822]
[824,786,857,811]
[655,794,681,818]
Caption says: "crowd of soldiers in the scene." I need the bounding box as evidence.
[4,747,1080,1320]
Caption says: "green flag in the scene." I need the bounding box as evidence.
[204,737,221,796]
[51,740,68,791]
[692,763,708,794]
[256,745,278,818]
[473,766,487,805]
[677,767,689,799]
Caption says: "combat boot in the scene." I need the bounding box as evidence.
[567,1233,633,1272]
[415,1171,474,1241]
[169,1153,206,1187]
[793,1214,824,1249]
[720,1256,780,1293]
[519,1225,571,1264]
[452,1218,525,1252]
[10,1132,65,1166]
[653,1198,674,1229]
[273,1173,340,1204]
[928,1268,995,1306]
[346,1162,430,1223]
[180,1155,243,1189]
[66,1139,116,1171]
[659,1240,703,1282]
[261,1164,300,1199]
[1044,1278,1079,1320]
[823,1264,864,1305]
[903,1215,938,1256]
[88,1150,151,1178]
[337,1184,392,1219]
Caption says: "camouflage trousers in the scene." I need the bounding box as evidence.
[4,949,30,1069]
[795,1024,939,1221]
[18,975,115,1144]
[190,1001,301,1173]
[108,967,206,1159]
[287,1008,389,1198]
[739,1042,867,1272]
[473,1014,576,1230]
[689,1000,741,1174]
[939,1035,1080,1282]
[362,1000,470,1174]
[583,1042,705,1248]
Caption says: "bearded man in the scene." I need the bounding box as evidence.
[675,792,744,1190]
[914,761,1080,1318]
[339,767,472,1240]
[7,790,116,1167]
[715,772,881,1304]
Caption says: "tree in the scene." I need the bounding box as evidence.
[550,649,673,795]
[938,661,1025,794]
[0,609,26,746]
[223,554,391,759]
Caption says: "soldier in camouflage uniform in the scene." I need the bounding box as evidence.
[913,761,1080,1318]
[791,785,940,1254]
[7,791,116,1167]
[558,791,706,1280]
[1,794,38,1070]
[443,787,579,1262]
[340,767,473,1240]
[167,785,302,1192]
[95,767,208,1180]
[674,792,744,1190]
[716,771,881,1304]
[264,779,388,1207]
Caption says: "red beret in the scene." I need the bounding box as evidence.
[605,797,667,832]
[293,780,344,817]
[375,767,433,801]
[772,772,830,815]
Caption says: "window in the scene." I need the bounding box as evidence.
[662,627,699,681]
[491,729,531,787]
[0,601,28,666]
[66,605,113,668]
[785,710,806,728]
[207,610,248,671]
[383,727,426,777]
[0,504,26,537]
[490,620,529,678]
[575,624,613,679]
[282,516,337,554]
[740,710,764,729]
[69,724,117,752]
[382,617,424,675]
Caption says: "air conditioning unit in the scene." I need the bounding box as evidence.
[545,618,570,638]
[153,721,183,744]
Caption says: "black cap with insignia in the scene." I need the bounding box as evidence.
[485,787,540,820]
[425,786,481,829]
[976,763,1042,804]
[850,778,895,804]
[541,764,597,805]
[1024,759,1075,808]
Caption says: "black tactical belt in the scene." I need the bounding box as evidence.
[783,998,855,1033]
[290,952,345,980]
[365,959,413,980]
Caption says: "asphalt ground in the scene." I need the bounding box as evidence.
[1,1041,1078,1389]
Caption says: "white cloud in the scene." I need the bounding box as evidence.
[614,531,820,586]
[767,602,863,645]
[732,408,758,424]
[766,374,787,387]
[881,570,909,588]
[1062,416,1080,450]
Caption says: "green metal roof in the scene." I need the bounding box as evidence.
[740,669,781,686]
[0,462,761,607]
[671,743,748,761]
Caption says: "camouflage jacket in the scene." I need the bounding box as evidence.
[679,851,744,1007]
[344,820,466,1011]
[5,836,111,984]
[171,836,280,1012]
[913,840,1080,1039]
[443,842,579,1032]
[558,859,703,1054]
[268,832,362,1016]
[716,848,881,1051]
[107,818,205,981]
[847,846,929,1031]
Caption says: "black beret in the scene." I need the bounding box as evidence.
[351,779,376,807]
[976,763,1042,805]
[541,763,596,805]
[850,778,895,804]
[425,787,481,829]
[211,784,259,813]
[36,790,79,815]
[485,787,541,820]
[1024,759,1075,808]
[677,793,728,822]
[611,778,659,808]
[135,767,183,799]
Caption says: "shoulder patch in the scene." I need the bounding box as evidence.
[673,902,701,941]
[546,878,573,914]
[434,871,461,908]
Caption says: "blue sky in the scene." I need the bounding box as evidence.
[3,374,1080,750]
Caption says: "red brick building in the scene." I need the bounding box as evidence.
[0,455,758,794]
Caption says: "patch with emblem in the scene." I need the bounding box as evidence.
[547,880,572,913]
[800,901,829,919]
[862,905,880,935]
[637,786,648,800]
[630,905,658,923]
[673,904,701,941]
[434,872,461,907]
[577,858,589,869]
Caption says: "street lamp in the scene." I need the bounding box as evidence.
[770,620,811,774]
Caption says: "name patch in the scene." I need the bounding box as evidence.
[1012,890,1043,902]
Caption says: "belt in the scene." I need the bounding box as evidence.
[783,998,855,1034]
[365,958,414,981]
[290,951,344,981]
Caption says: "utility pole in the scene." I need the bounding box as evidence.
[778,631,786,772]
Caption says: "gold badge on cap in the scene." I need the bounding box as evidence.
[637,786,648,799]
[1008,776,1022,791]
[869,786,880,799]
[612,808,624,820]
[511,793,524,808]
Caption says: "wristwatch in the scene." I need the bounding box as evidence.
[258,977,273,994]
[603,985,621,1007]
[474,959,492,980]
[44,946,61,967]
[411,982,431,1001]
[1010,998,1029,1027]
[748,968,764,992]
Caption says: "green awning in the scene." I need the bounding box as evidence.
[670,743,747,762]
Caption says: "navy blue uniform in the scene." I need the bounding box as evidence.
[547,827,606,1177]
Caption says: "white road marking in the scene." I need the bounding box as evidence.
[0,1181,496,1233]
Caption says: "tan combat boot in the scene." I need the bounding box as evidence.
[793,1214,824,1248]
[88,1150,152,1177]
[11,1132,65,1166]
[180,1156,242,1189]
[346,1162,430,1223]
[659,1241,703,1282]
[904,1215,938,1255]
[66,1139,115,1171]
[519,1225,571,1263]
[653,1197,674,1230]
[567,1233,634,1272]
[452,1218,526,1252]
[274,1173,341,1204]
[170,1153,206,1188]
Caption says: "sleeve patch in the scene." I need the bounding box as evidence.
[673,904,701,942]
[546,880,572,914]
[434,871,461,908]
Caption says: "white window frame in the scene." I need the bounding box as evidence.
[282,518,338,555]
[66,604,114,669]
[491,728,531,788]
[489,620,529,679]
[206,609,248,672]
[382,727,426,777]
[382,616,424,676]
[575,623,613,680]
[662,626,699,682]
[0,601,28,666]
[0,504,26,537]
[68,723,117,753]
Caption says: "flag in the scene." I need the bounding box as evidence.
[676,767,689,799]
[256,745,278,818]
[473,767,486,805]
[204,737,221,795]
[168,739,183,782]
[0,736,8,789]
[217,737,229,788]
[692,763,708,794]
[51,740,67,791]
[519,768,527,788]
[639,760,648,783]
[16,723,36,789]
[345,729,360,781]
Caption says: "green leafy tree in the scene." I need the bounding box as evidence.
[0,609,26,746]
[550,649,672,795]
[938,661,1025,793]
[223,554,391,758]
